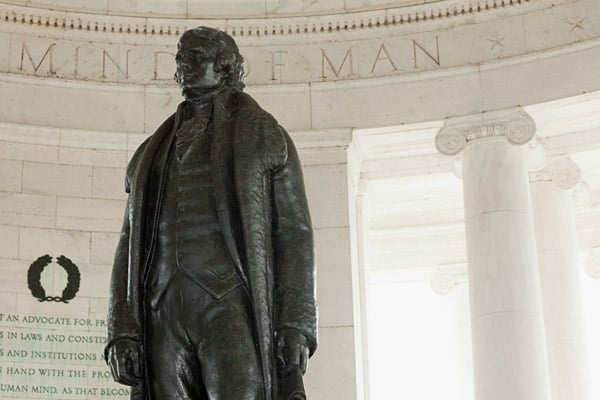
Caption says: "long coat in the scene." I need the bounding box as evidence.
[106,87,317,400]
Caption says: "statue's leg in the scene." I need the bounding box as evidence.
[188,285,264,400]
[145,272,210,400]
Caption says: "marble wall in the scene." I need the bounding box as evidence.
[0,123,129,397]
[1,0,600,398]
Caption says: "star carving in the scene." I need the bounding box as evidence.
[568,17,585,32]
[488,35,505,51]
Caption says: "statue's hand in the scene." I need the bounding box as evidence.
[106,338,143,386]
[276,329,309,374]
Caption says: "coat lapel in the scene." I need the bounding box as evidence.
[229,92,276,400]
[211,90,249,289]
[128,101,188,304]
[128,111,178,302]
[125,107,179,400]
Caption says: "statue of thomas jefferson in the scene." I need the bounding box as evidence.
[105,27,317,400]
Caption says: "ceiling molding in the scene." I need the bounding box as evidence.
[0,0,553,38]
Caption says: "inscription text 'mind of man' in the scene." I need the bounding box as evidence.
[105,27,318,400]
[11,35,441,84]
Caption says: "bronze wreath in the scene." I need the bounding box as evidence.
[27,254,80,303]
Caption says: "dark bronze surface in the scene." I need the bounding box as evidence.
[105,27,317,400]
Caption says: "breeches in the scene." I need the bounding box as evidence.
[145,271,264,400]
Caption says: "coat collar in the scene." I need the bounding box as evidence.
[173,86,240,129]
[213,86,240,119]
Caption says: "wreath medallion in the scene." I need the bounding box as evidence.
[27,254,81,303]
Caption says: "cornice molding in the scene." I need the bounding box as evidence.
[291,128,353,149]
[0,0,544,38]
[435,107,536,156]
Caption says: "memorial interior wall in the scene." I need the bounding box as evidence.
[1,0,599,398]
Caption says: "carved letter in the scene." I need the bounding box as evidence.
[73,47,80,77]
[101,49,130,79]
[19,42,56,75]
[153,51,176,80]
[321,48,355,79]
[413,36,440,68]
[266,50,288,81]
[370,43,398,73]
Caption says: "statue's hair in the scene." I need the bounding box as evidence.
[177,27,245,90]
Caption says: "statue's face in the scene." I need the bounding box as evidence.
[175,36,224,99]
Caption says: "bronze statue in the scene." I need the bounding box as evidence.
[105,27,317,400]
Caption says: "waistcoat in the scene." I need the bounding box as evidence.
[146,121,241,309]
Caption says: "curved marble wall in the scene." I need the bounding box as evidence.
[0,0,599,399]
[0,0,598,133]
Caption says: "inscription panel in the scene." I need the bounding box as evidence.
[1,34,447,86]
[0,313,128,399]
[0,257,127,400]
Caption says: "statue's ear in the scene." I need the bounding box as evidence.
[215,52,235,74]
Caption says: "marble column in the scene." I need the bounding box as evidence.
[529,157,591,400]
[431,265,475,400]
[435,108,551,400]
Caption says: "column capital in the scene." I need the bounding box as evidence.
[585,248,600,279]
[529,156,582,190]
[430,264,467,296]
[435,107,536,156]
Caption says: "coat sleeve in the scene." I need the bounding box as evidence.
[271,128,318,356]
[104,140,149,356]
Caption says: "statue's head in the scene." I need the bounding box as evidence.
[174,27,245,100]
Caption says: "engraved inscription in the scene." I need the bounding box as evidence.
[0,312,130,399]
[101,49,130,79]
[412,37,440,68]
[320,47,356,79]
[153,51,176,81]
[370,43,398,73]
[266,50,288,81]
[6,36,446,85]
[73,47,80,77]
[19,42,56,76]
